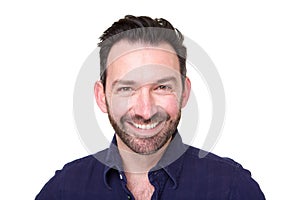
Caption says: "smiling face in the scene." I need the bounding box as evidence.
[95,40,191,155]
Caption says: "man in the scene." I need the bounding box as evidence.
[36,15,265,199]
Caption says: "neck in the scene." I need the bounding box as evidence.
[116,135,171,174]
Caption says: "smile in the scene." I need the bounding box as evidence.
[131,121,160,130]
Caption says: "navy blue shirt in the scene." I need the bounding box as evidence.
[36,132,265,199]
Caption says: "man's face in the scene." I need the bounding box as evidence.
[95,40,190,155]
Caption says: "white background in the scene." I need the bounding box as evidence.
[1,0,299,199]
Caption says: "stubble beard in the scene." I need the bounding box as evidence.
[107,107,181,155]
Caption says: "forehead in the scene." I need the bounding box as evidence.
[106,40,180,81]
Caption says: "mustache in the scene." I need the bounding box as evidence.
[121,111,170,124]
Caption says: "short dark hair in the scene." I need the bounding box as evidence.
[98,15,187,90]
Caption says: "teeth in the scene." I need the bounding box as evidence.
[132,122,159,130]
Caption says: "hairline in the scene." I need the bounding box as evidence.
[104,39,185,92]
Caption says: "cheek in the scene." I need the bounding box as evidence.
[107,95,129,119]
[155,95,181,117]
[107,93,181,118]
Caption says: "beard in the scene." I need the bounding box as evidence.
[107,107,181,155]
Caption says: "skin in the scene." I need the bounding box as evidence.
[94,40,191,199]
[95,40,191,156]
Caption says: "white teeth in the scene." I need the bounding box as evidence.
[132,122,159,130]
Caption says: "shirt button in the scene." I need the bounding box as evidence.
[127,195,131,199]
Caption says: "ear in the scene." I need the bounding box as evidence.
[181,77,191,108]
[94,81,108,113]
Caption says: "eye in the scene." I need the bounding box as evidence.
[115,86,135,96]
[156,85,172,91]
[154,85,174,95]
[117,87,133,92]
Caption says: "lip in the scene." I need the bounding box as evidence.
[125,120,165,138]
[132,121,160,130]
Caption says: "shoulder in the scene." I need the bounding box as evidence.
[44,150,109,186]
[178,145,251,185]
[35,150,109,199]
[180,145,265,199]
[59,149,108,175]
[184,145,243,170]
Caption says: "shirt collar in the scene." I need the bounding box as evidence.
[102,130,189,189]
[153,131,188,189]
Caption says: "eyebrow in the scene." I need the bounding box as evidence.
[156,76,177,84]
[112,80,136,88]
[112,76,178,88]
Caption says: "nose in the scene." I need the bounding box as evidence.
[132,87,157,120]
